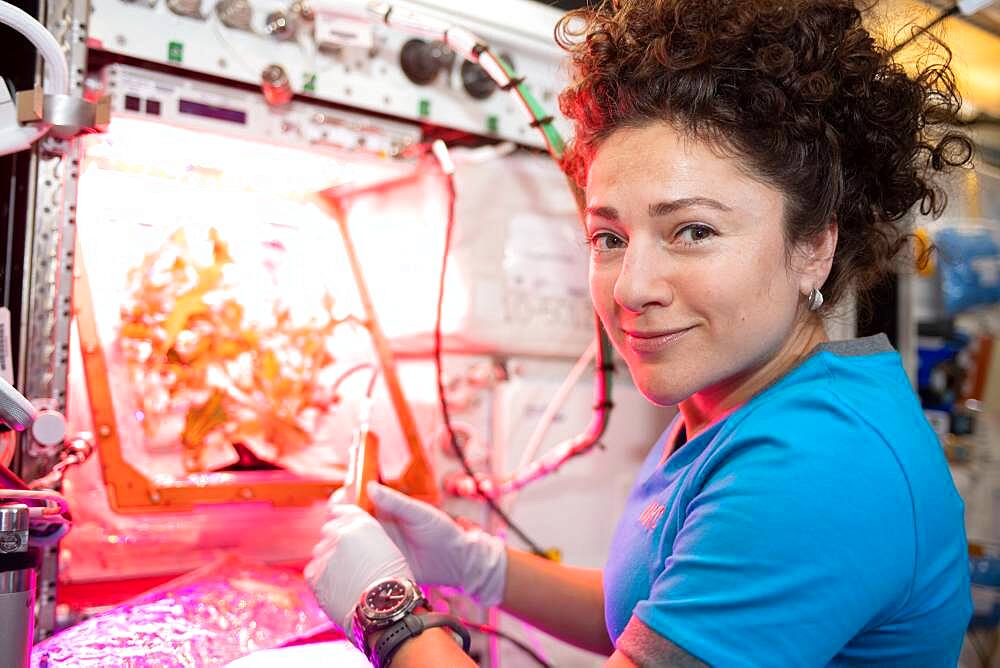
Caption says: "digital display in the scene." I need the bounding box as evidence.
[178,99,247,125]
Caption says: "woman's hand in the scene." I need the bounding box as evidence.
[368,482,508,606]
[304,494,414,635]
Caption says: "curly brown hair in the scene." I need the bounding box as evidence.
[556,0,974,312]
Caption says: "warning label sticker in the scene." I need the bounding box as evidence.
[0,308,13,385]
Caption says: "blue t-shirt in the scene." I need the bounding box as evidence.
[605,335,971,666]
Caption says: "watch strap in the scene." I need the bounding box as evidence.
[355,597,428,656]
[372,612,472,668]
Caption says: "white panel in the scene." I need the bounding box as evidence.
[101,62,422,153]
[408,149,595,358]
[86,0,571,148]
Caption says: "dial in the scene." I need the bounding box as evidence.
[365,580,409,614]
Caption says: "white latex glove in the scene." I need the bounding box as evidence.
[304,493,414,635]
[368,481,508,607]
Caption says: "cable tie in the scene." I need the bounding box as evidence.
[529,115,554,129]
[499,76,525,91]
[593,399,614,411]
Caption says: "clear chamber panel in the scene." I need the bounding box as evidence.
[59,112,465,581]
[76,114,455,477]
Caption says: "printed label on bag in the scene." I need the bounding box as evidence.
[0,308,12,384]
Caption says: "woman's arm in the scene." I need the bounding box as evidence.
[499,547,614,655]
[381,547,614,666]
[362,559,707,668]
[360,483,614,653]
[307,484,617,662]
[364,615,477,667]
[381,615,706,668]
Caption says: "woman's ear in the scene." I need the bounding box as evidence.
[797,220,838,294]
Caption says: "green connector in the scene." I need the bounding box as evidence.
[303,72,317,93]
[167,41,183,63]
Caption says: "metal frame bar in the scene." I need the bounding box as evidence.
[19,0,88,481]
[16,0,90,638]
[317,188,440,507]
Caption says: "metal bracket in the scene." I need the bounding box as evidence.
[16,87,111,138]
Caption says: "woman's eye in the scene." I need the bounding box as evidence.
[589,232,627,251]
[676,224,716,245]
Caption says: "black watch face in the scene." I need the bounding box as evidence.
[365,580,410,615]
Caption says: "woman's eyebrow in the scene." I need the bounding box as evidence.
[585,198,733,221]
[585,205,618,220]
[648,197,732,217]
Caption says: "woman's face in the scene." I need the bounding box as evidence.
[586,123,808,406]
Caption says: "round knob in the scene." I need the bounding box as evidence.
[31,409,66,449]
[216,0,253,30]
[461,60,496,100]
[166,0,203,18]
[400,39,454,86]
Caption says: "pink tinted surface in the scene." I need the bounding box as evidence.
[32,556,332,667]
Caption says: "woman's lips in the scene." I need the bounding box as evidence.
[623,327,694,354]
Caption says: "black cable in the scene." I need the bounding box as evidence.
[460,617,552,668]
[432,158,550,558]
[889,4,960,56]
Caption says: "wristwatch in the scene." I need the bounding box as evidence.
[353,576,428,655]
[352,576,472,667]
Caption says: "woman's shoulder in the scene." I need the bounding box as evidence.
[732,334,927,449]
[697,343,928,473]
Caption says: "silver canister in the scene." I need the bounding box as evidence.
[0,504,29,554]
[0,566,36,668]
[0,505,35,668]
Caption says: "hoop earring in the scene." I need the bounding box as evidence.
[807,287,824,312]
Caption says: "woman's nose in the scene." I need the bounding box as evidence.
[612,245,673,314]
